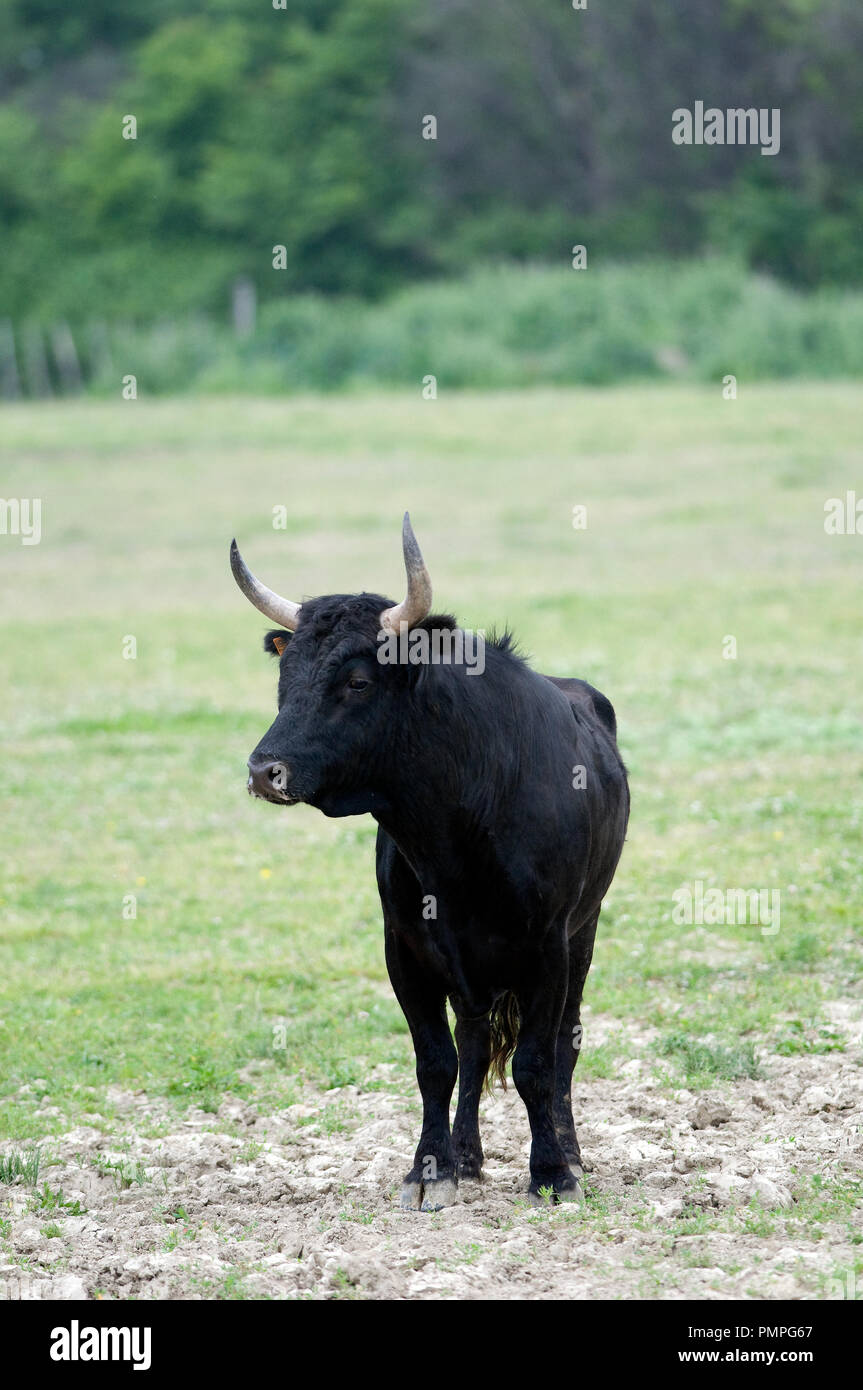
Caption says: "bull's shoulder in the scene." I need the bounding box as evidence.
[542,675,618,740]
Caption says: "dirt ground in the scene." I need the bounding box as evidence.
[2,1012,861,1301]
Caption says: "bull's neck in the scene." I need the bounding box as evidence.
[372,738,509,883]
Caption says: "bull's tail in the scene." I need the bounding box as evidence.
[487,991,520,1091]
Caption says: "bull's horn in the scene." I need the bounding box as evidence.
[230,539,301,631]
[379,513,432,634]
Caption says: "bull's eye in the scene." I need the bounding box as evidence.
[348,676,370,693]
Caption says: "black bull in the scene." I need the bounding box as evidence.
[231,517,629,1208]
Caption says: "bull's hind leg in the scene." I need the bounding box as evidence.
[384,927,459,1211]
[553,912,599,1186]
[513,929,581,1203]
[451,1014,490,1180]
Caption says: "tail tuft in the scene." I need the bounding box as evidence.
[487,991,520,1091]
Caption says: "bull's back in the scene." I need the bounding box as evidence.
[544,676,618,741]
[542,674,628,933]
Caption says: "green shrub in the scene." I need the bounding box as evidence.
[10,257,863,398]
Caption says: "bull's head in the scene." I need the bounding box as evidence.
[230,513,433,817]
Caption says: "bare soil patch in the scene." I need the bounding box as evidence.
[2,1022,861,1301]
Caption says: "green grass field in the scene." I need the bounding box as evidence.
[1,383,861,1145]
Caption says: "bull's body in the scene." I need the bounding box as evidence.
[232,518,629,1207]
[373,647,629,1206]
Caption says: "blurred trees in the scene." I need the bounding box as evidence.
[0,0,861,323]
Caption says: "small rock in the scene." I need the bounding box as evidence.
[626,1140,668,1163]
[744,1175,792,1209]
[286,1104,318,1121]
[14,1226,42,1250]
[49,1274,88,1300]
[264,1261,301,1280]
[750,1089,775,1112]
[650,1197,684,1220]
[801,1085,832,1113]
[688,1099,732,1130]
[708,1173,745,1205]
[218,1100,258,1127]
[643,1170,676,1188]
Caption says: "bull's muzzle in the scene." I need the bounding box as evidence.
[247,757,297,805]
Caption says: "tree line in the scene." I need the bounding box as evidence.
[1,0,861,326]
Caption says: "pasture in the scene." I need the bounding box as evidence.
[0,383,861,1299]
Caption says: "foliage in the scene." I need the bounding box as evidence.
[0,0,861,326]
[27,258,863,397]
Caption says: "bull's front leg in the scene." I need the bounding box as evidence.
[385,926,458,1211]
[513,931,582,1203]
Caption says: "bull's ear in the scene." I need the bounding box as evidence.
[264,630,291,657]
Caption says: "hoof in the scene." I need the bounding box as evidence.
[400,1176,458,1212]
[528,1166,584,1205]
[528,1181,584,1206]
